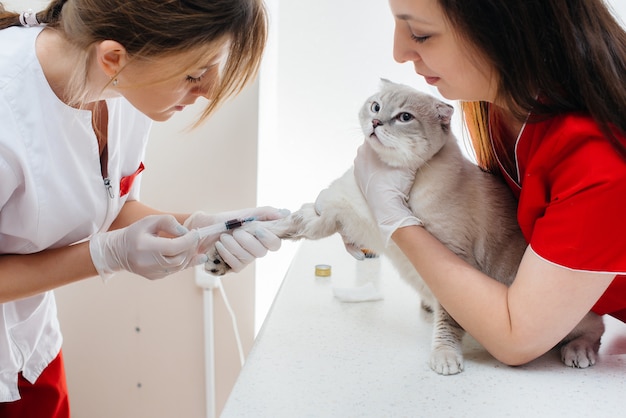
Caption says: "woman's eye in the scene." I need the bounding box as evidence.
[371,102,381,112]
[396,112,414,122]
[186,74,205,84]
[410,33,430,43]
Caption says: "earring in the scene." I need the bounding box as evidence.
[112,78,119,87]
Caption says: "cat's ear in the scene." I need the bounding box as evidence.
[435,102,454,132]
[379,78,393,87]
[435,102,454,125]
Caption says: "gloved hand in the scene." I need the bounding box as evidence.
[215,226,282,272]
[352,141,423,246]
[184,206,288,273]
[89,215,205,280]
[184,206,288,253]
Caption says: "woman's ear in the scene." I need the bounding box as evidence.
[95,40,128,78]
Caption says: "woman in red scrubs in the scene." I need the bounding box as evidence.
[354,0,626,366]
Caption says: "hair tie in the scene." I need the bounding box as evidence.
[19,9,40,27]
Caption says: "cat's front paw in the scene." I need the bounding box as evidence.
[560,338,600,368]
[204,250,231,276]
[429,347,464,375]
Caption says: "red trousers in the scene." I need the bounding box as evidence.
[0,351,70,418]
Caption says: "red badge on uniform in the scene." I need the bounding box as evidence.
[119,162,145,197]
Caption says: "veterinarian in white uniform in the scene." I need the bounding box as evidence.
[0,1,281,416]
[0,25,151,404]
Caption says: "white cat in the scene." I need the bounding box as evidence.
[207,79,605,375]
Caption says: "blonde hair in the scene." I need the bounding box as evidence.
[0,0,268,125]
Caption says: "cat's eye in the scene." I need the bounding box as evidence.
[396,112,414,122]
[370,102,381,113]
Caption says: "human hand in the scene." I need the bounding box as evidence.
[186,207,288,274]
[184,206,289,254]
[352,141,423,245]
[89,215,205,280]
[214,225,282,273]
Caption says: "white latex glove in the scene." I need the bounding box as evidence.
[215,225,282,272]
[183,206,289,254]
[89,215,205,280]
[353,141,423,246]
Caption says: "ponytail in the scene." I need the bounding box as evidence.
[0,0,66,30]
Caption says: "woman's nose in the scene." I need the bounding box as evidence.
[393,25,421,64]
[191,84,212,99]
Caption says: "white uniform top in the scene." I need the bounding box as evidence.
[0,26,152,401]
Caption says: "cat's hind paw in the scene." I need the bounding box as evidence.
[429,348,464,375]
[560,338,600,368]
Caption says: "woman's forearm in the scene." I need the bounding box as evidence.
[0,201,191,303]
[0,241,97,303]
[391,226,519,358]
[391,225,613,365]
[108,200,189,230]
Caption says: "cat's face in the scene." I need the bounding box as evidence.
[359,80,454,169]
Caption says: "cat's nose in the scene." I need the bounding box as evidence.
[372,119,383,128]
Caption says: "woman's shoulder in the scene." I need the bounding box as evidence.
[521,111,625,166]
[0,27,43,86]
[518,112,626,274]
[527,112,610,140]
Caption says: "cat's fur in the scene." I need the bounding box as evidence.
[207,79,605,374]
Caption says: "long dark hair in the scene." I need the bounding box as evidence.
[438,0,626,171]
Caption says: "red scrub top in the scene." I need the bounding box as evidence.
[490,111,626,322]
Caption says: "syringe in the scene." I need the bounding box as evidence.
[196,217,257,239]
